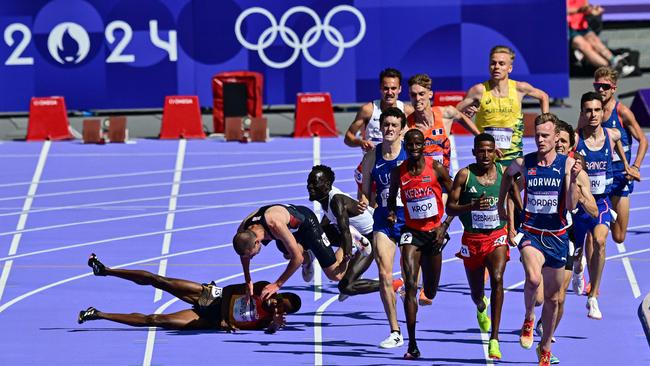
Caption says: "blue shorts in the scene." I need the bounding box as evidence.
[572,196,612,249]
[609,172,634,197]
[517,229,569,269]
[373,206,405,241]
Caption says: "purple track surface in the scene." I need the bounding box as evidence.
[0,136,649,365]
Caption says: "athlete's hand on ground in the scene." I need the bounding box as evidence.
[360,139,375,153]
[261,283,280,301]
[387,210,397,226]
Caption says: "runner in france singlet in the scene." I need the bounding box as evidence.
[406,107,450,171]
[576,128,614,198]
[602,101,632,175]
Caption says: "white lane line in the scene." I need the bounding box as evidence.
[0,141,50,303]
[142,260,288,366]
[154,139,186,302]
[0,164,357,203]
[313,256,461,366]
[0,154,358,189]
[0,221,239,262]
[615,242,641,298]
[313,136,323,301]
[0,241,260,314]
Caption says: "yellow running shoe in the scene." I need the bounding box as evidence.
[488,339,501,360]
[519,317,535,349]
[476,296,491,332]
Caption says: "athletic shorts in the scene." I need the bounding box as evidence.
[274,206,337,268]
[456,227,510,271]
[192,282,223,324]
[569,27,591,41]
[517,229,569,269]
[398,226,449,256]
[610,172,634,197]
[373,206,405,241]
[572,196,612,249]
[322,223,373,247]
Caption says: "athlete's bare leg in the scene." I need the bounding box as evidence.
[401,245,423,348]
[92,308,215,329]
[484,246,507,340]
[610,195,630,243]
[587,224,609,297]
[373,231,399,332]
[103,267,203,305]
[338,252,380,295]
[539,267,564,352]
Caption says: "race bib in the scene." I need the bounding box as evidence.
[459,244,470,257]
[485,127,513,149]
[588,171,607,195]
[380,188,404,207]
[471,209,500,229]
[406,196,438,219]
[232,297,258,323]
[210,286,223,298]
[494,234,507,246]
[430,151,444,165]
[525,191,559,214]
[400,232,413,245]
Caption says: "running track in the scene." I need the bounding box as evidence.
[0,136,649,365]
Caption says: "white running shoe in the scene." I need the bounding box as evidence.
[620,65,636,78]
[350,225,372,256]
[302,250,315,282]
[572,255,586,295]
[379,331,404,348]
[587,297,603,320]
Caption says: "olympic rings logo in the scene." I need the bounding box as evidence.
[234,5,366,69]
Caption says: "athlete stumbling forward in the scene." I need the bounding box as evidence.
[499,113,581,366]
[387,128,454,359]
[78,254,301,333]
[446,133,509,360]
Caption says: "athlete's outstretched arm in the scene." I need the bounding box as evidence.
[445,106,480,136]
[330,195,353,257]
[359,148,376,204]
[517,81,549,113]
[456,84,484,117]
[264,218,304,300]
[620,104,648,176]
[577,170,598,217]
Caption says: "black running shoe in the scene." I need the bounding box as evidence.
[78,307,99,324]
[87,253,106,276]
[403,343,421,360]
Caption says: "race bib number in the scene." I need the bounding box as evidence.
[380,188,403,207]
[400,232,413,245]
[525,191,559,214]
[460,244,470,257]
[485,127,513,149]
[406,196,438,219]
[494,235,507,246]
[233,297,258,323]
[588,171,607,195]
[430,151,444,165]
[470,209,500,229]
[210,286,223,298]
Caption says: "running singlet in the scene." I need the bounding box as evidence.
[399,157,444,231]
[372,142,407,208]
[242,205,304,246]
[323,186,374,235]
[407,107,451,170]
[475,79,524,161]
[459,163,506,233]
[365,100,405,145]
[602,101,632,173]
[521,153,568,233]
[228,294,271,329]
[576,128,614,198]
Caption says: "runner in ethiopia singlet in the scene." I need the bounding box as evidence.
[475,79,524,165]
[519,152,569,269]
[372,142,408,239]
[406,107,451,172]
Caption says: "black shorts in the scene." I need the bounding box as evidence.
[274,206,337,268]
[192,282,222,324]
[398,226,449,256]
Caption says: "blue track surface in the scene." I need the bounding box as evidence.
[0,136,649,365]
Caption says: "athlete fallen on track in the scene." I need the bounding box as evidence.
[78,254,301,333]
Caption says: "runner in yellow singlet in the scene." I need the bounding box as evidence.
[457,45,550,167]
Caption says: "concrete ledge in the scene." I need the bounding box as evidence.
[640,292,650,348]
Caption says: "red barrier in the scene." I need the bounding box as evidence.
[26,96,73,141]
[433,91,471,135]
[294,92,337,138]
[160,95,205,139]
[212,71,263,133]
